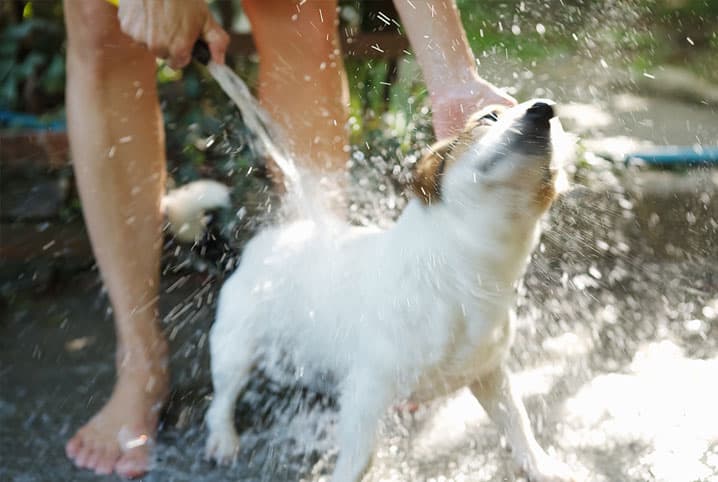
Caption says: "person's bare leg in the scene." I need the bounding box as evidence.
[244,0,349,187]
[63,0,168,477]
[393,0,516,139]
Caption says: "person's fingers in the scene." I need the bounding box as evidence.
[119,21,145,48]
[118,17,132,37]
[202,16,229,65]
[147,38,170,62]
[117,5,149,48]
[167,53,191,70]
[168,40,193,69]
[117,6,134,37]
[498,91,518,107]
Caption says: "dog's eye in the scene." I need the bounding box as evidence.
[477,111,500,126]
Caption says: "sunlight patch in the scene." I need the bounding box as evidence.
[562,340,718,482]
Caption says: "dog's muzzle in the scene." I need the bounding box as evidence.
[515,101,555,155]
[525,101,555,128]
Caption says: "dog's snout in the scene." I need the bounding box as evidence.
[526,102,554,121]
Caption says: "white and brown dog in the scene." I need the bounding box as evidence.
[202,100,574,481]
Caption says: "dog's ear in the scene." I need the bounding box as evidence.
[411,138,455,205]
[411,107,502,205]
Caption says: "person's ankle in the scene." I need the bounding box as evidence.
[115,337,168,377]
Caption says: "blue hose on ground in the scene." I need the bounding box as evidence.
[0,110,66,131]
[626,146,718,167]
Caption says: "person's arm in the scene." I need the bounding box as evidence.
[393,0,516,139]
[117,0,229,68]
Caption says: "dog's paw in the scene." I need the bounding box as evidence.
[205,428,240,465]
[522,455,576,482]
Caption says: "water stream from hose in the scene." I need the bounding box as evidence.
[207,62,325,220]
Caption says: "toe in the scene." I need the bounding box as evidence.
[86,446,104,471]
[115,447,150,479]
[75,442,95,469]
[65,433,83,459]
[95,444,120,475]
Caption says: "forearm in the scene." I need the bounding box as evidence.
[393,0,479,96]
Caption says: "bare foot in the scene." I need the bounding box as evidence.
[65,347,168,478]
[431,78,517,140]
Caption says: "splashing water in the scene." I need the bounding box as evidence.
[207,62,336,224]
[5,5,715,479]
[206,63,294,179]
[192,54,717,482]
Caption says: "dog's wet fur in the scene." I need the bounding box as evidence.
[203,100,575,482]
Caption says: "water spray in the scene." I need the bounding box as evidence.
[190,41,303,197]
[105,0,309,214]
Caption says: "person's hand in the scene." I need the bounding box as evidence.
[432,78,517,140]
[118,0,229,69]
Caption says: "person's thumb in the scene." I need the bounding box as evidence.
[202,16,229,65]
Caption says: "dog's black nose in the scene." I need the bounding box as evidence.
[526,102,554,121]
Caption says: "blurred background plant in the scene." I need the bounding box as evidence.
[2,0,716,161]
[1,1,65,126]
[1,0,716,228]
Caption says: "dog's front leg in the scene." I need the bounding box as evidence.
[331,373,393,482]
[470,367,574,482]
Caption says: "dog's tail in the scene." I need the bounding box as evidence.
[162,180,230,243]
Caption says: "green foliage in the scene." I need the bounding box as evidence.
[158,62,268,193]
[345,55,432,152]
[655,0,718,17]
[1,0,716,179]
[0,6,66,116]
[456,0,575,61]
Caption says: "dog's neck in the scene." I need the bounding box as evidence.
[392,197,542,290]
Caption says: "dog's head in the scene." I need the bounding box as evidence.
[412,99,566,217]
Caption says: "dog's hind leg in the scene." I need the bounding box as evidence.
[470,367,574,482]
[204,306,254,465]
[331,372,394,482]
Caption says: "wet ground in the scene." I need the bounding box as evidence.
[2,156,717,482]
[3,50,718,482]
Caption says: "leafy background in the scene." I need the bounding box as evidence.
[1,0,716,214]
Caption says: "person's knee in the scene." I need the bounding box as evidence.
[242,0,288,21]
[64,0,142,69]
[245,0,339,45]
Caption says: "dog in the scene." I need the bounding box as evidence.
[202,99,575,481]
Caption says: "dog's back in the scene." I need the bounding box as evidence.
[214,215,446,382]
[206,100,576,482]
[214,195,522,400]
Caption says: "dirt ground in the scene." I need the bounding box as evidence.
[2,158,717,482]
[2,55,718,481]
